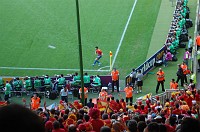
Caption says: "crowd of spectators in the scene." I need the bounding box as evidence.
[165,0,191,59]
[0,87,200,132]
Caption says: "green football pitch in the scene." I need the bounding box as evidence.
[0,0,162,78]
[0,0,197,105]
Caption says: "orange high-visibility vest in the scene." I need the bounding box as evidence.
[79,87,88,99]
[170,82,178,89]
[157,71,165,81]
[181,64,187,75]
[31,97,40,110]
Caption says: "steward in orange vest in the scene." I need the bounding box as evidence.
[31,94,41,110]
[156,68,165,94]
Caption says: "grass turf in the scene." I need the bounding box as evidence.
[0,0,161,79]
[0,0,133,76]
[0,0,197,105]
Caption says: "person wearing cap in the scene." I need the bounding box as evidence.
[156,68,165,94]
[92,46,103,66]
[124,83,133,104]
[111,68,119,92]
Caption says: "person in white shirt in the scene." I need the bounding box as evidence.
[60,87,68,104]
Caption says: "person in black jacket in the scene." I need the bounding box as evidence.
[176,64,184,87]
[86,98,94,108]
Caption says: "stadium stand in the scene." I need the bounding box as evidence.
[0,0,200,132]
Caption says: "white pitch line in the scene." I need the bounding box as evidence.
[98,66,110,71]
[111,0,138,68]
[0,67,110,72]
[48,45,56,49]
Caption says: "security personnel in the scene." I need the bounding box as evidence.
[31,94,41,110]
[170,79,179,89]
[156,68,165,94]
[124,83,133,104]
[111,68,119,92]
[181,61,188,84]
[79,87,88,106]
[196,33,200,50]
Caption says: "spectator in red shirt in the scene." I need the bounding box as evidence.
[89,108,104,132]
[185,91,193,108]
[195,90,200,105]
[172,104,182,115]
[52,121,65,132]
[109,97,118,111]
[115,99,122,112]
[120,98,126,112]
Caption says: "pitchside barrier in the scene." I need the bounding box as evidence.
[125,45,166,85]
[136,89,185,105]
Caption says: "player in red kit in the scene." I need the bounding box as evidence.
[93,46,103,66]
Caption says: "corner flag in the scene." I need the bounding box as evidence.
[110,51,112,71]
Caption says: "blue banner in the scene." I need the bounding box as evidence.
[125,45,166,85]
